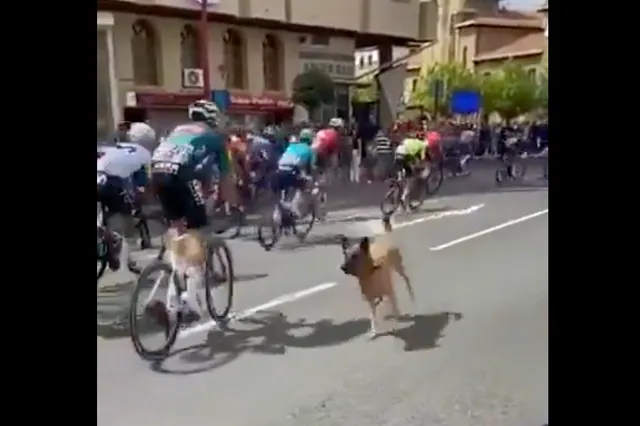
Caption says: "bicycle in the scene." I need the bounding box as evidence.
[257,180,324,251]
[97,201,148,281]
[495,150,528,185]
[128,229,234,360]
[380,160,443,216]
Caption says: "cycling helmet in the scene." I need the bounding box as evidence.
[299,128,314,143]
[328,117,344,128]
[188,99,220,126]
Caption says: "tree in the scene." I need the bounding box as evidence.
[480,63,539,121]
[351,78,378,104]
[537,67,548,112]
[291,68,336,117]
[412,62,479,115]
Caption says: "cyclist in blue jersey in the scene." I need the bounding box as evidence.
[273,128,315,217]
[149,99,231,324]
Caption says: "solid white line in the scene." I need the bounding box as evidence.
[179,281,339,339]
[429,208,548,251]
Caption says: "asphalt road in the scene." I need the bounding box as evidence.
[98,160,548,426]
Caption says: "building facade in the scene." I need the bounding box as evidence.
[456,17,545,75]
[97,0,429,138]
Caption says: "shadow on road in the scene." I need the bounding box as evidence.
[97,273,269,339]
[149,309,463,375]
[392,311,463,351]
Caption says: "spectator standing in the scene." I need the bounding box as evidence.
[372,130,394,180]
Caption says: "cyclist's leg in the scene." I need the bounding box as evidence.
[401,156,415,201]
[151,171,199,317]
[101,175,137,270]
[171,176,209,319]
[218,149,240,212]
[291,167,313,218]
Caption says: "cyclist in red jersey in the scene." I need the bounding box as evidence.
[312,117,343,172]
[425,130,442,160]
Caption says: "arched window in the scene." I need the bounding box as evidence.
[180,24,200,70]
[262,34,282,91]
[131,19,160,85]
[223,29,246,89]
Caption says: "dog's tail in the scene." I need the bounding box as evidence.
[382,214,393,233]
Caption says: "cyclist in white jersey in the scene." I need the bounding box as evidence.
[97,142,152,271]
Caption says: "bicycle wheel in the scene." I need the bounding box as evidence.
[129,260,181,360]
[136,216,152,250]
[424,161,444,195]
[511,159,527,179]
[380,181,401,216]
[204,237,234,321]
[257,206,282,251]
[294,197,317,242]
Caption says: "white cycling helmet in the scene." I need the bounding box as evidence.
[188,99,220,125]
[328,117,345,128]
[127,122,158,151]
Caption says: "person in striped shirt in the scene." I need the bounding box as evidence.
[372,130,395,180]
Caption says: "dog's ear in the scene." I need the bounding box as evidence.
[339,235,349,253]
[359,236,370,251]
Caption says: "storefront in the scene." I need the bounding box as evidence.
[224,92,294,128]
[97,12,119,140]
[299,54,353,124]
[129,90,294,133]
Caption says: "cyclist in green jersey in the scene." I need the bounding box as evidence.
[393,133,429,205]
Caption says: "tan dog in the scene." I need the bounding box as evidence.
[339,215,415,338]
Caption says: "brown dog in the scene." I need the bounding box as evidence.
[339,215,415,338]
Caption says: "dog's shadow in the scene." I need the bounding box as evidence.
[390,311,464,352]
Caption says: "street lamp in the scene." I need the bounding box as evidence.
[196,0,217,98]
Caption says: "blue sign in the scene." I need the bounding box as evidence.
[451,90,481,114]
[211,90,230,112]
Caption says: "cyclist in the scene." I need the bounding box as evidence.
[274,129,315,218]
[312,120,340,176]
[97,141,152,270]
[393,133,428,205]
[247,132,277,189]
[150,99,231,323]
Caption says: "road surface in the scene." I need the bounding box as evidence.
[98,161,548,426]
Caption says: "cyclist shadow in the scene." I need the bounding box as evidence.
[150,311,371,375]
[149,310,463,375]
[97,280,136,339]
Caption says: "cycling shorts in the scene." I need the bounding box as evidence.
[97,173,133,217]
[272,168,306,194]
[393,154,419,178]
[151,165,208,229]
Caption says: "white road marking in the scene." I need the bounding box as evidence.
[179,282,339,339]
[429,208,548,251]
[176,203,487,339]
[396,203,485,228]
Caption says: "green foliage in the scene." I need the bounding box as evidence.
[480,63,539,120]
[412,62,479,115]
[291,68,336,114]
[351,79,378,103]
[536,67,548,111]
[412,61,547,119]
